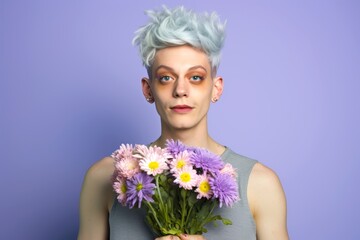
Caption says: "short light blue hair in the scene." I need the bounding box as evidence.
[133,6,226,75]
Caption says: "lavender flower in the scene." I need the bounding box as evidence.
[210,173,240,207]
[165,139,188,157]
[190,148,224,174]
[126,172,155,208]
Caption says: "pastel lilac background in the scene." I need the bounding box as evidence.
[1,0,359,239]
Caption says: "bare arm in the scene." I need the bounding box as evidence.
[78,157,115,240]
[248,163,289,240]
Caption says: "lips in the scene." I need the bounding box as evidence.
[170,105,193,113]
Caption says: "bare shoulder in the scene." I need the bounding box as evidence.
[82,156,116,210]
[248,163,286,212]
[248,163,289,239]
[249,163,283,190]
[78,157,116,240]
[85,157,115,184]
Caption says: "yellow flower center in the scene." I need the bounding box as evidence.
[136,183,143,191]
[199,181,210,193]
[180,172,191,182]
[121,184,127,193]
[176,160,185,169]
[149,161,159,170]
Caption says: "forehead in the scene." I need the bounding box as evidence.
[152,45,211,72]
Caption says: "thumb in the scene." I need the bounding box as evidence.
[179,234,189,240]
[179,234,206,240]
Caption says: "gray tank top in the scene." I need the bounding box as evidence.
[109,148,258,240]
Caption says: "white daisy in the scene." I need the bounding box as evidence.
[174,165,198,190]
[139,152,169,176]
[195,174,213,199]
[169,150,192,173]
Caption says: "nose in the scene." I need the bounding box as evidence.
[173,77,188,98]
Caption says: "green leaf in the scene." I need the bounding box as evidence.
[159,174,167,183]
[195,202,212,221]
[187,192,198,207]
[160,188,169,200]
[161,228,182,236]
[221,218,233,225]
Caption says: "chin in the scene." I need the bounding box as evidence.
[164,116,205,131]
[165,120,193,130]
[171,124,193,130]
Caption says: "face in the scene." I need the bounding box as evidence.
[142,45,223,132]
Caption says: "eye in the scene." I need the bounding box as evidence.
[159,75,172,83]
[190,75,204,81]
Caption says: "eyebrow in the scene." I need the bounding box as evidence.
[154,65,208,73]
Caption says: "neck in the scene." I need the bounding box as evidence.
[153,122,225,155]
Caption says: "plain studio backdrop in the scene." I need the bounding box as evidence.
[1,0,359,239]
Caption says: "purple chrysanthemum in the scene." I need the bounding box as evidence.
[190,148,224,174]
[210,173,240,207]
[165,139,188,157]
[126,172,155,208]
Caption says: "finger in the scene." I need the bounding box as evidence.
[179,234,206,240]
[155,236,180,240]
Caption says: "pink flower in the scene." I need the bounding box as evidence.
[134,145,171,176]
[195,174,213,199]
[139,152,169,176]
[173,165,198,190]
[134,145,171,160]
[111,144,134,161]
[169,150,192,173]
[220,163,238,180]
[113,177,127,206]
[115,156,141,179]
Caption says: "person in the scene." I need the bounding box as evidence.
[78,6,289,240]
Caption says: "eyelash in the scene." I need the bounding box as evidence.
[157,75,205,83]
[159,76,172,82]
[190,75,204,81]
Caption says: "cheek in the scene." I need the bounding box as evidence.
[151,83,172,99]
[198,79,214,91]
[153,91,168,104]
[195,83,213,99]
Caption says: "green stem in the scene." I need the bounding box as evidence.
[201,201,217,227]
[155,175,168,224]
[155,175,164,205]
[184,204,194,227]
[180,189,187,231]
[145,201,163,230]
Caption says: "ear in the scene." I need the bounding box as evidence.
[141,77,154,103]
[212,76,224,102]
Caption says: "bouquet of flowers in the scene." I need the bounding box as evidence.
[111,139,240,236]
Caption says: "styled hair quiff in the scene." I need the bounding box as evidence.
[133,6,226,75]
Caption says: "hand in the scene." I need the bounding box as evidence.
[179,234,206,240]
[155,234,206,240]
